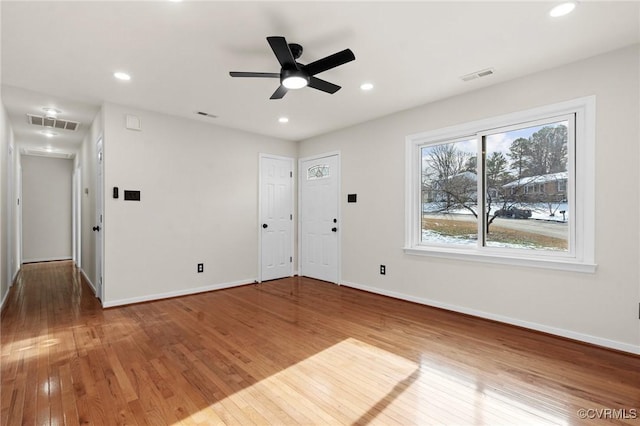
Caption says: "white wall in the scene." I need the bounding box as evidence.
[299,45,640,353]
[102,103,297,306]
[0,99,11,307]
[21,155,73,262]
[0,99,19,309]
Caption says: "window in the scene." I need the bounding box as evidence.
[557,180,567,193]
[405,97,595,272]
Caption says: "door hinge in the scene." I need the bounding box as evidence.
[290,214,293,220]
[290,171,293,178]
[290,257,292,263]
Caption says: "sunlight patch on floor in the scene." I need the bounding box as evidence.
[174,338,569,425]
[409,362,569,425]
[180,338,418,424]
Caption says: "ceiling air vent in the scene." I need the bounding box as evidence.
[21,147,76,159]
[26,114,80,131]
[460,68,495,82]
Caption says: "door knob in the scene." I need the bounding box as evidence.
[92,226,101,232]
[262,223,268,229]
[331,227,337,232]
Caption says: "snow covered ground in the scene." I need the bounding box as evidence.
[421,229,563,250]
[528,203,568,221]
[421,230,549,249]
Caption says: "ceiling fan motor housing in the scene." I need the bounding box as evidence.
[289,43,303,59]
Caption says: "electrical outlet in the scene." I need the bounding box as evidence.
[380,265,386,275]
[197,263,204,273]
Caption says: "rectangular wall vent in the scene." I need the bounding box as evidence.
[26,114,80,131]
[460,68,495,82]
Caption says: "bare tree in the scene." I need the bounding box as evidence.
[422,143,473,211]
[423,145,525,233]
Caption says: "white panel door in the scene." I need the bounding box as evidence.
[260,155,294,282]
[300,154,339,283]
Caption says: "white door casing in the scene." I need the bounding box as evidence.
[299,153,340,284]
[72,167,82,268]
[6,145,18,287]
[95,138,103,301]
[16,165,22,269]
[6,145,14,285]
[259,154,294,282]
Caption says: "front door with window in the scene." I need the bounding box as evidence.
[299,154,340,283]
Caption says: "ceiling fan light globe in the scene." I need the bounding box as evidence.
[282,76,308,89]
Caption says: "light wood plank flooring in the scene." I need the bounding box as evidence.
[1,261,639,425]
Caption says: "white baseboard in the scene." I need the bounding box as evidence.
[79,268,96,295]
[0,286,9,311]
[102,278,256,308]
[341,280,640,356]
[1,268,21,311]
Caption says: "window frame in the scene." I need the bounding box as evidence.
[404,96,596,273]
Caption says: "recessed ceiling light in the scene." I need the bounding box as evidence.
[278,117,289,123]
[550,2,576,17]
[114,71,131,81]
[42,107,60,117]
[360,82,374,91]
[41,130,57,138]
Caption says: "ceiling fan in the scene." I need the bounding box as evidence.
[229,36,356,100]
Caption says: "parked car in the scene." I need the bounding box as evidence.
[495,207,532,219]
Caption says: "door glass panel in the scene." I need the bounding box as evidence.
[307,164,330,180]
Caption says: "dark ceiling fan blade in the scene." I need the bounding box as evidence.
[304,49,355,76]
[308,77,341,94]
[267,36,298,69]
[270,85,288,100]
[229,72,280,78]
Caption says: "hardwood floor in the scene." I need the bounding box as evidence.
[1,261,639,425]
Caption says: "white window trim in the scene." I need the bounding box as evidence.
[404,96,596,273]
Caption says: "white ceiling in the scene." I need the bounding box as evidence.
[2,1,639,153]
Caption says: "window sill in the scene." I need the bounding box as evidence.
[403,246,597,273]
